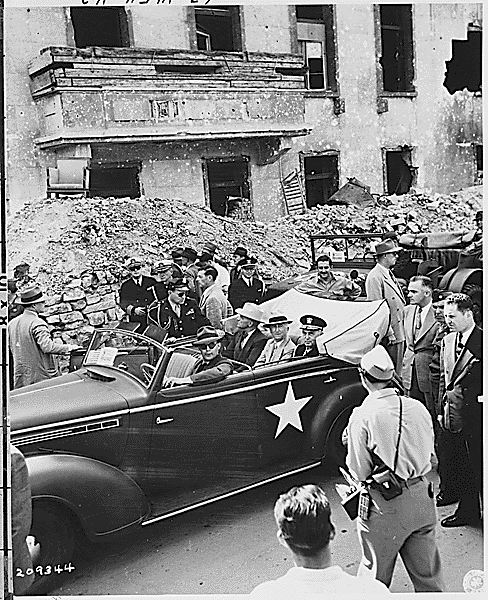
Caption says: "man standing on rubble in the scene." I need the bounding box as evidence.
[366,239,406,374]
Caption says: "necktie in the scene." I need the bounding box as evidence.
[415,307,422,332]
[455,334,464,359]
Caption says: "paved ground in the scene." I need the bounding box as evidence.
[49,466,483,596]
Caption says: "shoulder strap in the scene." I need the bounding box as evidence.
[392,395,402,472]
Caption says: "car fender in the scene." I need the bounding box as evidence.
[26,454,150,541]
[308,371,366,459]
[439,267,482,293]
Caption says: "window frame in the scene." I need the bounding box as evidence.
[299,150,340,209]
[189,6,243,53]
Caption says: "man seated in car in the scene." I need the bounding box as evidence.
[162,326,234,387]
[254,313,295,367]
[293,315,327,358]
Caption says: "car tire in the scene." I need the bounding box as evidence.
[322,404,356,469]
[27,502,76,594]
[461,282,482,325]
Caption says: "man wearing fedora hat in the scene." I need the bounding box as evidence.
[228,256,265,310]
[162,326,234,387]
[147,278,209,339]
[365,239,407,374]
[8,284,80,389]
[223,302,267,366]
[119,257,157,331]
[230,246,248,282]
[294,315,327,358]
[255,313,296,367]
[344,345,444,592]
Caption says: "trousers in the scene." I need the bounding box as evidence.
[357,478,444,591]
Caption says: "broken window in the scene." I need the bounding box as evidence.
[204,158,251,218]
[379,4,414,92]
[384,149,413,195]
[444,28,481,94]
[89,164,141,199]
[194,7,242,52]
[303,154,339,208]
[296,5,337,91]
[71,7,130,48]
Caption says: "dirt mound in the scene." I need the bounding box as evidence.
[7,186,482,292]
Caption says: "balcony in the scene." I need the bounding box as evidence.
[29,46,311,149]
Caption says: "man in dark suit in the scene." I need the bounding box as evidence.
[118,257,157,331]
[401,275,439,421]
[223,302,267,366]
[438,293,483,528]
[147,278,209,339]
[228,256,265,310]
[293,315,327,358]
[366,239,406,374]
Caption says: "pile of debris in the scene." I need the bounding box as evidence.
[8,185,482,294]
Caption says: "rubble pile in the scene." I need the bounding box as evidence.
[7,185,481,344]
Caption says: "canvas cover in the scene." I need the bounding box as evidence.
[258,289,390,365]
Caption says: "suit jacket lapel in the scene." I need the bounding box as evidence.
[383,273,405,303]
[415,307,436,344]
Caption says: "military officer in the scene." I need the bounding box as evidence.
[293,315,327,358]
[228,256,265,309]
[147,278,209,339]
[118,257,157,330]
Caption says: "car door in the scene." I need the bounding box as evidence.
[142,367,260,515]
[254,356,340,468]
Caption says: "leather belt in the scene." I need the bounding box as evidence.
[400,475,424,488]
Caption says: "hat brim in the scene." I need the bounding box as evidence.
[263,319,292,327]
[193,335,224,346]
[236,307,263,322]
[376,245,401,255]
[20,294,45,305]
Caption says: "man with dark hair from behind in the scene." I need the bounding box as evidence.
[250,484,390,597]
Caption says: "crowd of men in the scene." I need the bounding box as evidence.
[7,234,483,594]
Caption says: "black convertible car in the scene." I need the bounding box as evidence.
[11,325,368,591]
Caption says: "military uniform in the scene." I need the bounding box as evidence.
[147,297,209,338]
[119,275,158,329]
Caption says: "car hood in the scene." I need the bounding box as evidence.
[10,369,130,433]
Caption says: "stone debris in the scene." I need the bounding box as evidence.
[7,185,482,344]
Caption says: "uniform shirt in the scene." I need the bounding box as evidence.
[346,387,434,482]
[250,565,390,598]
[190,354,234,385]
[296,272,361,300]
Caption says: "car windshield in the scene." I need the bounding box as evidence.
[84,329,165,387]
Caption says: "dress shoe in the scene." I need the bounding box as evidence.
[441,514,480,528]
[436,492,458,507]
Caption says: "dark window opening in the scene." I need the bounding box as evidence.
[71,7,129,48]
[296,5,337,91]
[194,7,241,52]
[475,145,483,172]
[385,150,413,195]
[379,4,414,92]
[89,165,140,199]
[205,159,250,218]
[444,30,481,94]
[304,155,339,208]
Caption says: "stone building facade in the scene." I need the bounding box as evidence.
[5,4,483,221]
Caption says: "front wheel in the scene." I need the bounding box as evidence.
[323,406,355,469]
[28,502,76,594]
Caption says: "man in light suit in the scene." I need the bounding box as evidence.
[366,239,406,374]
[438,293,482,528]
[254,313,295,367]
[223,302,267,367]
[401,276,439,421]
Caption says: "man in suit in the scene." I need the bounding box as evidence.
[119,257,157,331]
[197,265,233,330]
[366,239,406,374]
[401,276,439,422]
[438,293,483,528]
[8,285,80,389]
[223,302,267,366]
[147,278,209,339]
[254,313,296,367]
[294,315,327,358]
[162,327,234,387]
[228,256,266,310]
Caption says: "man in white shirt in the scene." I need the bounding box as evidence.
[345,346,444,592]
[401,275,439,421]
[199,241,231,295]
[249,484,390,598]
[255,313,295,367]
[197,266,232,330]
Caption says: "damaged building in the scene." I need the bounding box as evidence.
[5,3,483,221]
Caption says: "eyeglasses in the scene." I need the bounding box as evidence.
[128,265,141,271]
[199,341,219,350]
[175,291,187,298]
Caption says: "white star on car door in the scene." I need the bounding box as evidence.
[265,382,312,438]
